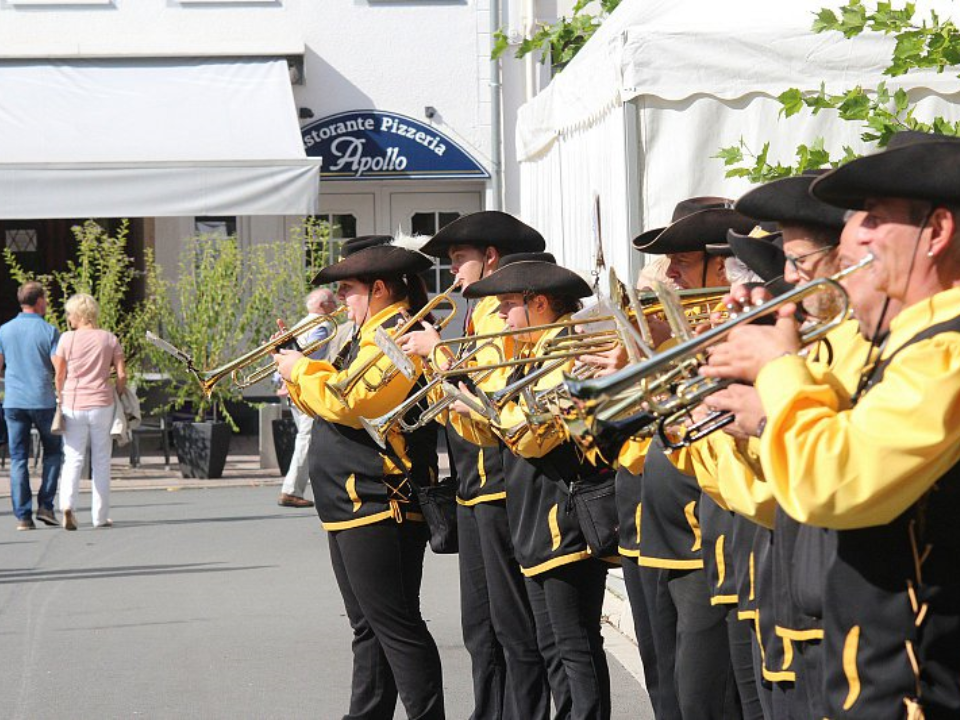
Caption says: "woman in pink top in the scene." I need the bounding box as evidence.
[52,294,126,530]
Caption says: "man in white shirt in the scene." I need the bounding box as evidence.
[277,287,337,508]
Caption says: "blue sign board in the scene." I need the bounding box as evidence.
[301,110,490,181]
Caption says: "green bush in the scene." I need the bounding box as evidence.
[142,218,332,429]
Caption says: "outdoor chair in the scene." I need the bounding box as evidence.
[129,415,172,470]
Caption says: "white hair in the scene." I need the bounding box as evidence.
[306,287,335,313]
[724,256,763,286]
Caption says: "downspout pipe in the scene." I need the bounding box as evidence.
[490,0,503,210]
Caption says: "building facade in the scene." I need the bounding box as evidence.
[0,0,560,318]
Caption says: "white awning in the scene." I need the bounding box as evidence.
[0,57,320,219]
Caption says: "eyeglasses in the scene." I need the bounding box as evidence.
[784,245,834,275]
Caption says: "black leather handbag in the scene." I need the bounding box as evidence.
[414,475,459,554]
[569,475,619,557]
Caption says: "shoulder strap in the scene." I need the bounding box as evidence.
[856,314,960,402]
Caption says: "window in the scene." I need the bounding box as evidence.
[412,211,460,293]
[314,213,357,262]
[195,216,237,238]
[5,228,38,253]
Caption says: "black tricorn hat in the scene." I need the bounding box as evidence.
[498,251,557,267]
[313,244,432,284]
[727,227,785,282]
[811,130,960,209]
[704,243,734,257]
[735,172,847,231]
[463,261,592,300]
[340,235,393,257]
[418,211,546,257]
[632,196,755,254]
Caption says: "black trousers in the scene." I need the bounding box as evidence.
[791,640,824,720]
[621,559,670,718]
[328,521,444,720]
[650,567,740,720]
[751,629,774,720]
[459,502,550,720]
[637,565,682,719]
[726,608,765,720]
[526,560,611,720]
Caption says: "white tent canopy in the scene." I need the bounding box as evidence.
[517,0,960,282]
[0,57,320,219]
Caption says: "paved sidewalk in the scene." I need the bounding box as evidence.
[0,453,282,497]
[0,448,648,697]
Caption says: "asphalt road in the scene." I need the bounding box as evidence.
[0,485,652,719]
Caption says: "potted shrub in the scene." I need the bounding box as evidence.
[142,220,337,479]
[143,233,274,478]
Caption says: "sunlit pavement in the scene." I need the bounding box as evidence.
[0,476,652,719]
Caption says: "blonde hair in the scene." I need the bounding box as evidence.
[65,293,100,327]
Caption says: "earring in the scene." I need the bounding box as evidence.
[928,248,936,258]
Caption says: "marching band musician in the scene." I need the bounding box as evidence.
[273,236,445,720]
[692,214,898,720]
[628,198,755,720]
[399,212,552,720]
[702,131,960,718]
[458,257,616,720]
[715,173,854,720]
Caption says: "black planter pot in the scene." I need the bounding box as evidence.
[172,421,231,479]
[272,416,297,477]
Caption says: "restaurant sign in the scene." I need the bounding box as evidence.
[302,110,489,181]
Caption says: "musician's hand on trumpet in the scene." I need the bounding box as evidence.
[720,283,774,318]
[450,381,483,417]
[700,303,802,383]
[704,384,765,440]
[576,344,629,378]
[271,319,305,382]
[398,321,443,359]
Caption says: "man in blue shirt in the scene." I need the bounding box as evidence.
[0,282,62,530]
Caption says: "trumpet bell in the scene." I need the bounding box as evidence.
[360,414,390,450]
[146,310,343,397]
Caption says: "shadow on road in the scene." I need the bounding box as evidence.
[0,562,274,584]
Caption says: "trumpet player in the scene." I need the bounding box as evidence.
[459,257,616,720]
[273,236,445,720]
[706,172,853,720]
[701,131,960,719]
[400,212,552,720]
[627,198,755,720]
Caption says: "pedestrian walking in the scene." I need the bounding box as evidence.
[53,293,126,530]
[0,281,62,530]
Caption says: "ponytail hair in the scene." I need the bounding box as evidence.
[362,272,435,324]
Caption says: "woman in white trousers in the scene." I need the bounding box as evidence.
[53,294,126,530]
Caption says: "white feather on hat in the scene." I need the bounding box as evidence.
[391,227,430,254]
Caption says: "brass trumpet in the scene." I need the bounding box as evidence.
[326,280,461,407]
[563,253,875,448]
[145,308,345,397]
[435,317,622,382]
[358,340,502,448]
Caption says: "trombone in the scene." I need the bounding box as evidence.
[326,279,461,407]
[145,309,345,397]
[562,253,875,448]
